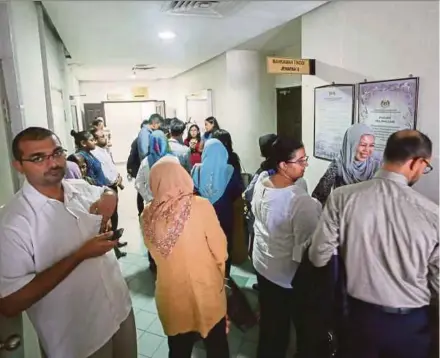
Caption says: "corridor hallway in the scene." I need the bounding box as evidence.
[115,165,271,358]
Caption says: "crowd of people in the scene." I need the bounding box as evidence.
[0,112,437,358]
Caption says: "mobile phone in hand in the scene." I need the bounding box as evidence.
[109,228,124,241]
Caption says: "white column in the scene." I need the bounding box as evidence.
[225,50,276,173]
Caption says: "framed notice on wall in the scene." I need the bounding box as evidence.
[314,84,355,161]
[358,77,419,153]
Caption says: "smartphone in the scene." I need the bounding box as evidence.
[109,228,124,241]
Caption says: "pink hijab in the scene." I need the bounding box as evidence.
[143,156,194,257]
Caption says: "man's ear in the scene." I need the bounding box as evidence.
[12,160,24,174]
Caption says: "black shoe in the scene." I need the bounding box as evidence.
[116,252,127,260]
[149,263,157,274]
[117,241,128,248]
[252,283,259,291]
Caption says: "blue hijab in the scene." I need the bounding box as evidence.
[192,139,234,204]
[148,130,171,168]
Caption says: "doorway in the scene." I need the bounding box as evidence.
[276,86,302,142]
[83,102,105,129]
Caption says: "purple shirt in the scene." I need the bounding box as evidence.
[65,161,82,179]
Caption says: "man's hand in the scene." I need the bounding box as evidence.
[75,232,116,262]
[100,219,112,234]
[89,191,117,219]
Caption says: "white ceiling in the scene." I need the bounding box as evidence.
[43,1,325,81]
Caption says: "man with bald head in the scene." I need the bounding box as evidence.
[309,130,438,358]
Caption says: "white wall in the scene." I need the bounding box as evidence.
[8,1,48,128]
[301,1,439,203]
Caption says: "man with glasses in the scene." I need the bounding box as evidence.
[309,129,438,358]
[0,127,136,358]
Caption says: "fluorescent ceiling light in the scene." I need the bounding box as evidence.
[158,31,176,40]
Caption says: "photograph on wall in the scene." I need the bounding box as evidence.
[314,84,355,161]
[358,77,419,152]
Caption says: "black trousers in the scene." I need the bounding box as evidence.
[256,272,294,358]
[110,186,123,258]
[167,318,229,358]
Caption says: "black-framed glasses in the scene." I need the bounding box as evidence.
[286,156,309,166]
[423,159,433,174]
[21,148,67,165]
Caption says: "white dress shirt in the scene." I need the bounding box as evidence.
[92,146,119,184]
[0,179,131,358]
[135,157,153,203]
[252,172,321,288]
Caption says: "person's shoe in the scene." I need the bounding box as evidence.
[252,283,259,291]
[117,241,128,248]
[116,252,127,260]
[149,263,157,274]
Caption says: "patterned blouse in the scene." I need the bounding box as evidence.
[311,160,346,205]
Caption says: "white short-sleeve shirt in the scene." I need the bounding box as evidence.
[252,172,322,288]
[0,179,132,358]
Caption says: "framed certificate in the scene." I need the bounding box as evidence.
[358,77,419,152]
[314,84,355,161]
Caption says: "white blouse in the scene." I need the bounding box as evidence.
[252,172,322,288]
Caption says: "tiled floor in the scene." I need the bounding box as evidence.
[117,172,261,358]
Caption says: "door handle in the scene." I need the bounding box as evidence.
[0,334,21,351]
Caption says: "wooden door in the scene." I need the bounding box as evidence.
[83,103,105,129]
[276,86,302,142]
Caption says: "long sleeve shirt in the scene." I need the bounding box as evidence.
[309,169,439,308]
[137,125,152,160]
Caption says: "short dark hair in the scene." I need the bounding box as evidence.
[262,136,304,171]
[12,127,57,161]
[148,114,163,125]
[70,130,93,148]
[383,130,432,163]
[91,118,104,127]
[170,118,186,137]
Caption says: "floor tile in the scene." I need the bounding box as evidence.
[131,293,153,310]
[138,332,165,357]
[134,309,157,330]
[143,297,159,314]
[243,325,259,343]
[152,340,169,358]
[137,329,145,340]
[231,274,249,288]
[147,317,166,337]
[236,341,257,358]
[228,334,243,355]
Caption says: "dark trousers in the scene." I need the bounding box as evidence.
[137,193,144,216]
[167,318,229,358]
[225,234,232,278]
[110,186,124,258]
[341,297,431,358]
[256,272,294,358]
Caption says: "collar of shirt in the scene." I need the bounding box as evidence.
[22,180,79,211]
[375,169,408,186]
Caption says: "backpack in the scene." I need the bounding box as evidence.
[126,138,141,178]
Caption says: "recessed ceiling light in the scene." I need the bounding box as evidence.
[158,31,176,40]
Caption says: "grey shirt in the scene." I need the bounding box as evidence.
[309,169,439,308]
[168,138,191,172]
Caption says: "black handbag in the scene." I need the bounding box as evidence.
[225,277,258,332]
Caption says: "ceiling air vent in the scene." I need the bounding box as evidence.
[132,64,156,71]
[162,1,242,18]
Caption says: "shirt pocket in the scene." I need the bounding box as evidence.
[72,209,102,240]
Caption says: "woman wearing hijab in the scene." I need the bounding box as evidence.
[142,157,229,358]
[147,129,172,168]
[312,123,381,205]
[192,139,243,277]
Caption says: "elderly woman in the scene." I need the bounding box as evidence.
[142,157,229,358]
[312,123,381,205]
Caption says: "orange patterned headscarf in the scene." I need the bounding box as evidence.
[143,156,194,258]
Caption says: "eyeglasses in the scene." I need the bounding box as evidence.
[21,148,67,165]
[286,156,309,166]
[423,159,433,174]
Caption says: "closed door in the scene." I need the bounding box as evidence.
[276,86,302,142]
[0,62,24,358]
[83,103,105,129]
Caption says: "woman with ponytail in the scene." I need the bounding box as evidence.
[71,130,109,187]
[251,136,321,358]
